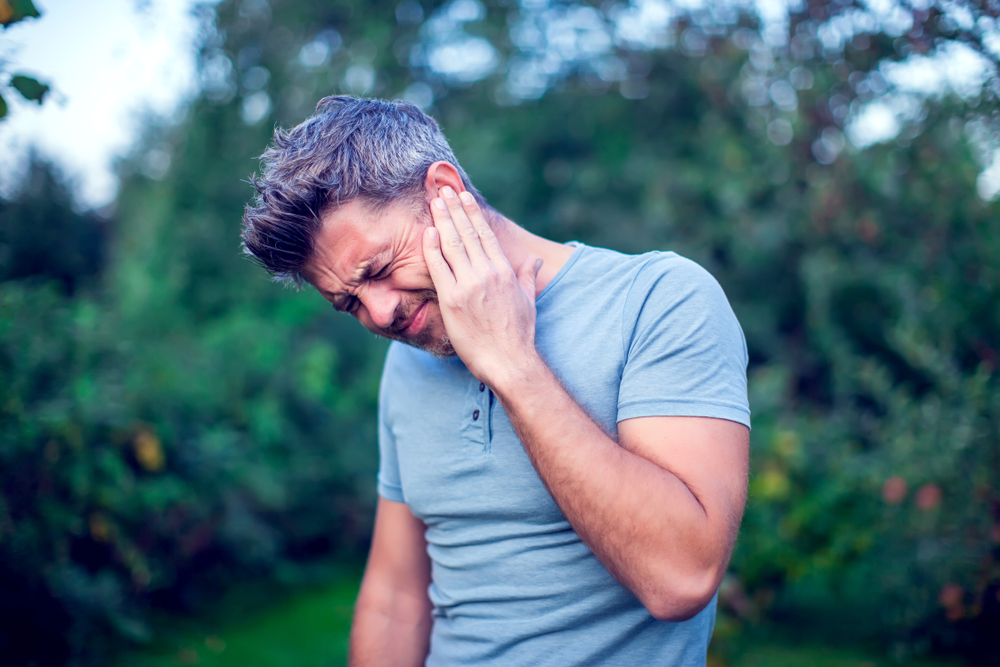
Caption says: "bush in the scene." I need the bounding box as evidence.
[0,162,385,665]
[1,1,998,664]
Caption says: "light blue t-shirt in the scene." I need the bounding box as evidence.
[377,243,750,666]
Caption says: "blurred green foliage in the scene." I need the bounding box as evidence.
[0,0,40,27]
[1,1,998,665]
[119,569,966,667]
[0,0,48,119]
[126,569,359,667]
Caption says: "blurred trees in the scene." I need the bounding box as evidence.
[0,0,998,665]
[0,158,105,292]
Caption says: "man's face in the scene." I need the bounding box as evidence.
[300,196,455,357]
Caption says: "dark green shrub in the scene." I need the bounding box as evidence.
[1,1,997,665]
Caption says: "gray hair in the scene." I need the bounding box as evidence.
[241,95,486,285]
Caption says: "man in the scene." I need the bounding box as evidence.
[242,96,750,666]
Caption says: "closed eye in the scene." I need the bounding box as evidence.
[370,264,391,280]
[333,295,360,314]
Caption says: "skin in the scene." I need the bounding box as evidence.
[301,162,750,667]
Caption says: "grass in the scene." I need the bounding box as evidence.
[721,643,966,667]
[124,570,361,667]
[123,570,967,667]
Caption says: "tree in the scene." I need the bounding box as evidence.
[1,0,998,664]
[0,156,105,293]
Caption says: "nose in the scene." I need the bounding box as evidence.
[359,281,400,331]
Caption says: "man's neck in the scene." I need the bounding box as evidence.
[492,217,576,296]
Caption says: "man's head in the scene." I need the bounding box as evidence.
[242,96,488,356]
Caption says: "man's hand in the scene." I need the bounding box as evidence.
[422,186,542,385]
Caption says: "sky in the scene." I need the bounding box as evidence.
[0,0,205,208]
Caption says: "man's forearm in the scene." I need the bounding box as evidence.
[349,581,432,667]
[492,355,736,621]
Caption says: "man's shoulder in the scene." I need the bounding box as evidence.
[570,243,706,275]
[568,244,723,303]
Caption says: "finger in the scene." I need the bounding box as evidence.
[458,190,506,265]
[431,196,473,275]
[422,226,457,293]
[517,256,543,299]
[441,187,489,265]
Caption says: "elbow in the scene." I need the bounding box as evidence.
[638,566,724,623]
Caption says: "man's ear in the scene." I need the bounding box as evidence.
[424,161,465,199]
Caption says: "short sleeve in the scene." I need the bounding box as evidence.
[377,348,406,502]
[617,254,750,428]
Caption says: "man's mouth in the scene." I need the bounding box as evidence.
[395,302,429,337]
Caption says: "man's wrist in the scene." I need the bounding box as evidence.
[487,348,550,400]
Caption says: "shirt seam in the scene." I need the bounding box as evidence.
[377,476,403,491]
[618,397,750,412]
[619,253,663,361]
[536,242,586,304]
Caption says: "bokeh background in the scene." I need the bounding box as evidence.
[1,0,998,666]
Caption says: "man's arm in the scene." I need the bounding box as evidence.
[496,358,749,621]
[422,186,749,621]
[349,497,432,667]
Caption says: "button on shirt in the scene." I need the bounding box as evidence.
[377,243,750,666]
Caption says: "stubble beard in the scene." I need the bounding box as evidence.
[383,289,455,358]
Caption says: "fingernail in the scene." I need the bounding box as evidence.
[441,186,455,198]
[426,227,439,240]
[535,258,543,272]
[459,191,474,204]
[434,198,447,209]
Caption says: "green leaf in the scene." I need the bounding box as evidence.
[0,91,6,119]
[10,74,49,103]
[0,0,41,28]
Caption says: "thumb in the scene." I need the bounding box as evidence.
[517,256,543,297]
